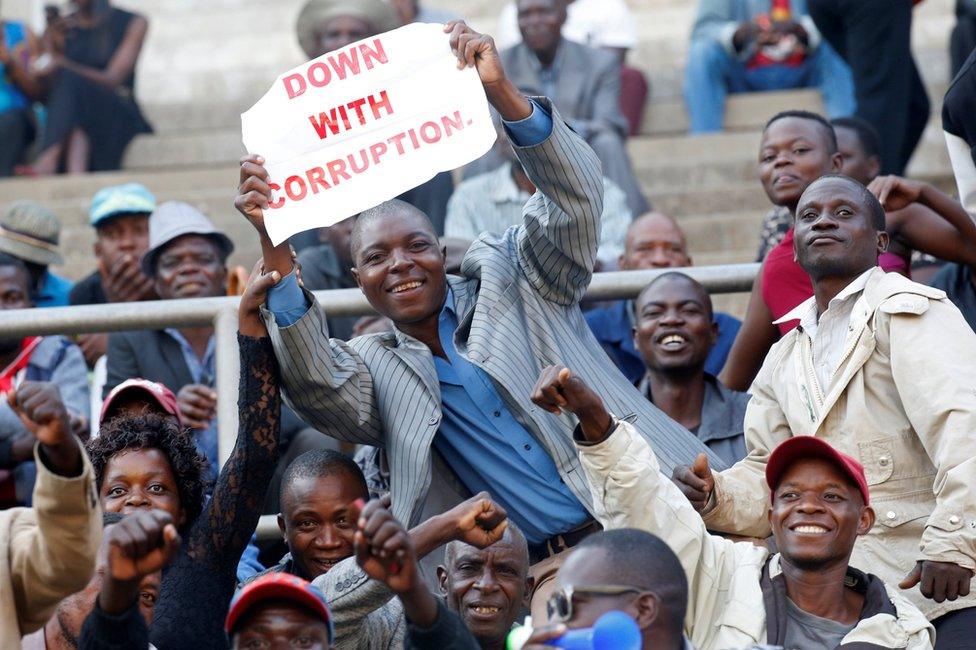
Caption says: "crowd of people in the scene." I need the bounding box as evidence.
[2,0,976,649]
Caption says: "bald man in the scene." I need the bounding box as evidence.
[585,213,741,385]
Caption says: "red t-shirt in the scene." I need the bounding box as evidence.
[762,229,908,334]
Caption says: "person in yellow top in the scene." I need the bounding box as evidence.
[0,380,101,646]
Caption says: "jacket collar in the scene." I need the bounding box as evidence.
[773,267,875,329]
[761,554,899,649]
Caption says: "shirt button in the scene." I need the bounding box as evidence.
[949,515,961,525]
[523,443,531,451]
[493,410,501,417]
[427,416,438,426]
[886,511,897,520]
[878,456,889,467]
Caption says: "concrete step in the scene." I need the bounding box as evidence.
[140,88,821,138]
[117,116,954,197]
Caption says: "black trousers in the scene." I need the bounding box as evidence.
[807,0,930,175]
[933,606,976,649]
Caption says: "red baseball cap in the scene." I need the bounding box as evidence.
[225,573,334,640]
[765,436,870,505]
[99,378,183,427]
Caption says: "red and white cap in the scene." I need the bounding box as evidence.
[99,378,183,426]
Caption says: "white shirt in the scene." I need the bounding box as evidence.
[444,161,632,263]
[496,0,638,50]
[774,268,874,394]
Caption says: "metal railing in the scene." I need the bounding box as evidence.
[0,262,759,539]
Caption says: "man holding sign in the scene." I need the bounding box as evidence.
[236,21,722,619]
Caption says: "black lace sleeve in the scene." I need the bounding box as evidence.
[185,333,281,572]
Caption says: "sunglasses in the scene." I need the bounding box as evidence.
[546,584,643,623]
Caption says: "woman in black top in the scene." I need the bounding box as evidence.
[32,0,151,174]
[83,266,284,649]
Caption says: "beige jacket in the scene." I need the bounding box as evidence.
[0,441,101,647]
[577,421,934,649]
[703,267,976,619]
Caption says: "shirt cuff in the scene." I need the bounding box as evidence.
[266,271,311,327]
[503,99,553,147]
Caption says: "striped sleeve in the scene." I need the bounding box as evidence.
[513,99,605,305]
[262,293,384,447]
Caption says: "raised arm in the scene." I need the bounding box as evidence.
[530,365,756,640]
[699,373,790,538]
[869,175,976,265]
[319,492,508,645]
[185,267,283,571]
[441,21,605,305]
[7,385,100,634]
[235,160,383,447]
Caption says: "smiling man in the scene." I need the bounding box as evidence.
[236,20,720,621]
[244,447,512,649]
[437,525,533,649]
[104,202,233,475]
[527,364,934,648]
[675,175,976,643]
[633,272,750,467]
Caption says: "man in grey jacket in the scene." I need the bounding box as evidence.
[236,20,720,619]
[499,0,648,215]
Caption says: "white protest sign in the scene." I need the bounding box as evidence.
[241,23,497,245]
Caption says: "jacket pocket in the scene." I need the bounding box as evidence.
[874,500,932,530]
[857,439,895,486]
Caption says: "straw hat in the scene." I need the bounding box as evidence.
[296,0,400,58]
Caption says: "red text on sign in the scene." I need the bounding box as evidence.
[307,90,394,140]
[269,111,469,207]
[282,39,389,99]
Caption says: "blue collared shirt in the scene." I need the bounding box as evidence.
[164,328,219,477]
[585,299,742,383]
[433,291,588,544]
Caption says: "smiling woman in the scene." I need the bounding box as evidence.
[88,304,284,647]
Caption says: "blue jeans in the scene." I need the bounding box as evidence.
[685,38,856,133]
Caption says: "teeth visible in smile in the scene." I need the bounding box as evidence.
[661,334,686,348]
[472,606,500,615]
[794,525,828,534]
[392,281,422,293]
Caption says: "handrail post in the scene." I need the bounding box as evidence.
[214,307,241,467]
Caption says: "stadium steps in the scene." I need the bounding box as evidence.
[0,0,957,317]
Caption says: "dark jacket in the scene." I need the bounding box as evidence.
[79,602,149,650]
[404,599,479,650]
[68,271,108,306]
[105,329,193,399]
[585,299,741,384]
[104,328,307,442]
[761,559,925,649]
